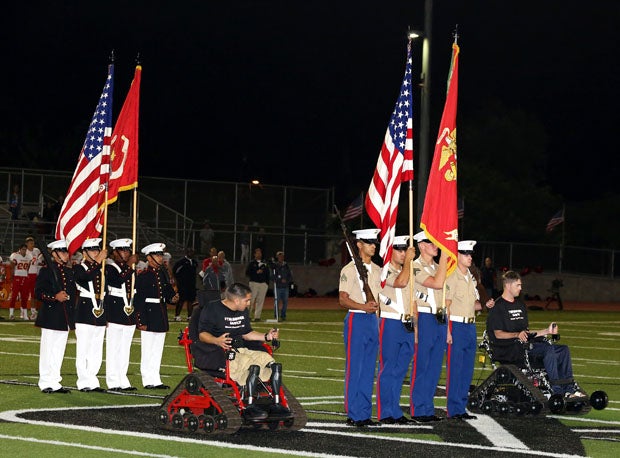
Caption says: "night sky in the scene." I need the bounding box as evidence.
[4,1,619,204]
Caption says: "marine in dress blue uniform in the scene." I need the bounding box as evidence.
[73,238,108,391]
[410,230,449,422]
[338,228,382,427]
[104,238,139,391]
[376,235,417,424]
[34,239,76,393]
[444,240,481,419]
[134,243,179,389]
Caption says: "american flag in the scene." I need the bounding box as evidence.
[365,41,414,282]
[56,65,114,254]
[342,193,364,221]
[546,208,565,233]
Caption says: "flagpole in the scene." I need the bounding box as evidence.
[359,191,364,228]
[559,203,565,273]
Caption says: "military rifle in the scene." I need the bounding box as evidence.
[334,206,376,310]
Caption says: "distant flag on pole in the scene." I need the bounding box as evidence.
[107,65,141,206]
[457,198,464,219]
[546,208,565,233]
[56,65,114,254]
[342,193,364,222]
[365,40,414,283]
[420,42,460,276]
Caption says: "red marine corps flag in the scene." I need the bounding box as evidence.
[365,41,414,284]
[56,65,114,255]
[106,65,141,205]
[420,41,460,276]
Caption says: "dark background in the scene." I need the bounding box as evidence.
[3,1,619,245]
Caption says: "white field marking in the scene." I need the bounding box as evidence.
[296,395,344,401]
[305,421,432,430]
[300,425,586,457]
[548,415,620,426]
[599,332,620,337]
[270,352,344,361]
[573,374,620,381]
[0,405,358,458]
[569,345,620,351]
[554,336,616,342]
[572,429,620,433]
[285,339,341,345]
[285,374,342,383]
[0,434,177,457]
[572,357,620,365]
[326,368,345,373]
[302,401,346,406]
[468,414,528,449]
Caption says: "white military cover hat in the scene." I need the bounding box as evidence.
[392,235,410,248]
[82,238,102,249]
[110,238,133,249]
[458,240,477,253]
[163,252,172,261]
[352,228,380,242]
[413,230,430,243]
[141,243,166,255]
[47,240,68,251]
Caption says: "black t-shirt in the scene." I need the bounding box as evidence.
[198,300,264,351]
[486,296,529,363]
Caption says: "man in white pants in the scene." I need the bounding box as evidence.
[104,238,139,391]
[34,239,75,393]
[134,243,179,389]
[73,238,108,391]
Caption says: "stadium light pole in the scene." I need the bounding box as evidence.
[412,0,433,226]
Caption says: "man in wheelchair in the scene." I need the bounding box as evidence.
[192,282,289,421]
[486,270,586,399]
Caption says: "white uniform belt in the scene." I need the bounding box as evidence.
[450,315,476,324]
[380,311,404,320]
[418,305,434,314]
[107,286,125,297]
[76,284,99,299]
[348,309,367,314]
[145,298,162,303]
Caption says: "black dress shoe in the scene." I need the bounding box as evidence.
[459,413,477,420]
[108,387,123,391]
[42,387,70,394]
[243,404,269,421]
[413,415,442,422]
[350,418,379,427]
[121,386,137,391]
[394,416,417,424]
[380,416,396,424]
[346,417,355,426]
[144,384,170,390]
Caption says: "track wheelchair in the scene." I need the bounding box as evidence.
[157,306,307,435]
[468,330,608,417]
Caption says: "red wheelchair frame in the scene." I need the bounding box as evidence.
[157,326,306,435]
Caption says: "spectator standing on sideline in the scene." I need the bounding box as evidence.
[35,239,75,393]
[217,250,234,292]
[25,236,42,320]
[199,222,215,256]
[410,230,448,422]
[338,228,382,427]
[272,250,293,321]
[134,243,179,389]
[173,248,198,321]
[73,238,108,392]
[104,238,138,391]
[480,257,497,300]
[246,247,269,321]
[239,225,251,264]
[9,244,33,320]
[376,235,417,425]
[9,184,20,220]
[444,240,482,419]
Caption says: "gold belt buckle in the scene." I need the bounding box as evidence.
[467,317,475,324]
